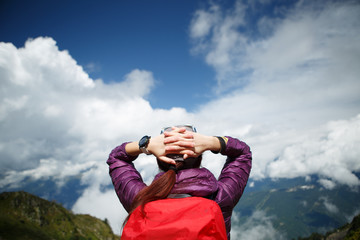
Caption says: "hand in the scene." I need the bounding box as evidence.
[148,127,221,164]
[147,134,177,165]
[163,127,196,159]
[164,127,220,157]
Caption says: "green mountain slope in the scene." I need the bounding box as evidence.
[0,191,119,240]
[298,213,360,240]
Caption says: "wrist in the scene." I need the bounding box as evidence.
[125,142,142,156]
[146,138,155,153]
[210,136,227,154]
[146,135,165,156]
[196,135,219,152]
[208,136,221,152]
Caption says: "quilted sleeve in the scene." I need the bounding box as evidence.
[215,137,252,210]
[107,142,147,212]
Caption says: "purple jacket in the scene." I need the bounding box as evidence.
[107,137,252,239]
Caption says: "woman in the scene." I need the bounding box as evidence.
[107,126,252,239]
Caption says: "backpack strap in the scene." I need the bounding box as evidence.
[168,193,192,198]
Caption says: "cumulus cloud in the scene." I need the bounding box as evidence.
[0,37,196,234]
[0,37,163,174]
[267,114,360,187]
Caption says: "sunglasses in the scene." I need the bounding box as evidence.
[160,125,197,134]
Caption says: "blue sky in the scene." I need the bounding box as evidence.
[0,0,303,110]
[1,0,216,110]
[1,0,360,237]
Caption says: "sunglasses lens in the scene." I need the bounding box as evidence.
[161,125,196,134]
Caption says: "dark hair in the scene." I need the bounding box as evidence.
[123,155,202,227]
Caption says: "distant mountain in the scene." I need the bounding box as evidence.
[0,174,86,209]
[0,191,119,240]
[234,176,360,239]
[297,213,360,240]
[2,174,360,239]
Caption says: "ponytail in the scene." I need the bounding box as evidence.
[123,162,182,227]
[131,167,177,213]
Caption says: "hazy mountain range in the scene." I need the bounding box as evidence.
[1,173,359,239]
[233,175,360,239]
[2,190,359,240]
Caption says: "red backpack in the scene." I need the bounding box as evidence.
[121,197,227,240]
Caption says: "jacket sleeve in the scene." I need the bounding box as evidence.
[107,142,147,212]
[215,137,252,218]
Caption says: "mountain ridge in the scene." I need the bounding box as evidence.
[0,191,119,240]
[1,190,360,239]
[1,174,360,239]
[297,213,360,240]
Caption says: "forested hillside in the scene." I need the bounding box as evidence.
[0,191,119,240]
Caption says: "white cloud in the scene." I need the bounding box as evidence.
[191,1,360,95]
[72,186,127,235]
[267,114,360,187]
[0,37,162,172]
[190,1,248,88]
[345,208,360,223]
[117,69,155,98]
[190,8,217,39]
[191,0,360,183]
[0,37,196,232]
[231,211,285,240]
[318,179,336,190]
[0,158,95,189]
[320,197,339,214]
